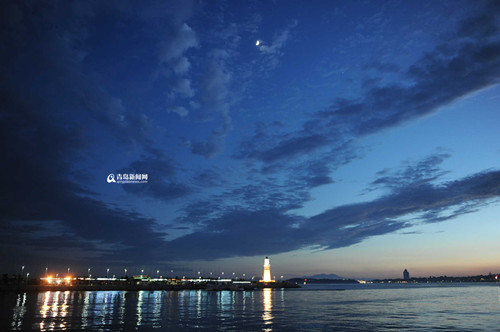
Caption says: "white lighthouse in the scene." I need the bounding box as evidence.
[262,256,273,282]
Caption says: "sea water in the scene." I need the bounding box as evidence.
[1,283,499,331]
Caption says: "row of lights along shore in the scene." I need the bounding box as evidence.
[17,265,285,281]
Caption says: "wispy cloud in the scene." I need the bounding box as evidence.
[165,155,500,259]
[366,152,452,192]
[159,23,199,64]
[239,2,500,166]
[259,20,298,55]
[258,19,298,69]
[118,156,191,202]
[190,49,234,158]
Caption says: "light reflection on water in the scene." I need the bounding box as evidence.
[11,292,26,330]
[2,284,500,331]
[262,288,273,328]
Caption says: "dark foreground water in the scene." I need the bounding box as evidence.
[1,283,499,331]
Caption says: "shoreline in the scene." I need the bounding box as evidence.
[0,281,300,293]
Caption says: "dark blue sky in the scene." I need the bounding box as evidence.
[1,0,499,278]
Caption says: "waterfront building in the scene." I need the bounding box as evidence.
[403,269,410,281]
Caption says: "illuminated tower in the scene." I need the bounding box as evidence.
[263,256,272,282]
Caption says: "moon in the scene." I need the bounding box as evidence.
[256,40,260,46]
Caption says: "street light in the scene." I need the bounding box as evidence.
[21,265,25,275]
[67,267,70,274]
[124,268,127,275]
[107,268,110,278]
[45,267,48,277]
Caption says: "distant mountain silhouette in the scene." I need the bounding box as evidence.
[304,273,343,279]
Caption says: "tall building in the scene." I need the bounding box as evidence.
[262,256,272,282]
[403,269,410,281]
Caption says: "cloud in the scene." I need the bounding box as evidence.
[258,135,328,163]
[257,20,298,69]
[169,106,189,117]
[153,1,199,124]
[0,1,154,149]
[172,56,191,74]
[2,0,499,270]
[307,168,500,251]
[165,155,500,260]
[367,152,451,192]
[167,210,305,259]
[259,20,298,55]
[159,23,199,63]
[118,157,191,202]
[199,57,232,116]
[193,169,225,187]
[457,6,499,39]
[181,11,266,159]
[362,62,401,73]
[174,173,311,229]
[191,130,227,159]
[0,1,182,268]
[171,78,195,97]
[190,49,234,158]
[0,85,168,267]
[293,159,336,188]
[238,3,500,165]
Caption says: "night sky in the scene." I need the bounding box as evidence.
[1,0,499,279]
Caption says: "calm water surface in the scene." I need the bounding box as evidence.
[2,283,499,331]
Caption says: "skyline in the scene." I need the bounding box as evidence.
[1,0,499,279]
